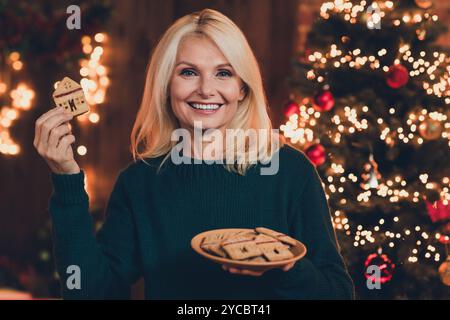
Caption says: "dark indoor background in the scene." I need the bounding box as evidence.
[1,0,449,298]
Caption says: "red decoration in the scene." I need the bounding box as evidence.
[386,64,409,88]
[425,200,450,223]
[305,143,326,166]
[364,253,395,284]
[283,100,300,117]
[313,90,335,111]
[438,235,450,245]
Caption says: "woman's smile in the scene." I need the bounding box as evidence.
[186,101,224,114]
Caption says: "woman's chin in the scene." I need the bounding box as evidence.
[187,110,225,129]
[189,120,223,131]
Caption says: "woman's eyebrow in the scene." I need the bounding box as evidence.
[176,61,232,68]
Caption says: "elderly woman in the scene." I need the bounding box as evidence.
[34,8,353,299]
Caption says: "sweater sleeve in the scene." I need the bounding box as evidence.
[48,169,141,299]
[270,161,355,299]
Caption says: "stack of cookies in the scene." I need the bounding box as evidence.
[200,227,299,262]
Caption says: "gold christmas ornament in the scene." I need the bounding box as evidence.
[439,257,450,286]
[415,0,433,9]
[419,117,443,140]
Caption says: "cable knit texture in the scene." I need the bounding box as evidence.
[48,144,354,299]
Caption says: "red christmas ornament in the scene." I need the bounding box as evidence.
[305,143,326,166]
[425,199,450,223]
[313,90,335,111]
[438,231,450,244]
[386,64,409,88]
[283,100,300,117]
[364,252,395,284]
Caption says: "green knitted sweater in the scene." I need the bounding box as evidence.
[48,144,354,299]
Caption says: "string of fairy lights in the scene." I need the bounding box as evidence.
[281,100,450,262]
[1,33,109,157]
[319,0,439,29]
[307,44,449,103]
[328,169,449,263]
[282,0,450,265]
[0,52,35,155]
[308,1,450,104]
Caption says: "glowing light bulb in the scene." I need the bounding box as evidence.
[77,145,87,156]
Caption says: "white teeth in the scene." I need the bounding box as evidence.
[190,103,221,110]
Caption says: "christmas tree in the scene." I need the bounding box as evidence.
[282,0,450,299]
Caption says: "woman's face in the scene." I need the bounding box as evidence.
[169,35,245,133]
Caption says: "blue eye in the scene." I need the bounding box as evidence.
[180,69,196,77]
[179,68,232,78]
[217,70,232,77]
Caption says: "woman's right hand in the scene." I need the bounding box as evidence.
[34,106,81,175]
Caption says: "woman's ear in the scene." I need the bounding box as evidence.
[239,84,248,102]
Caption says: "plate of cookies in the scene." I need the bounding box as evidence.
[191,227,307,272]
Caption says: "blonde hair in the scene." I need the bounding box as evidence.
[130,8,285,175]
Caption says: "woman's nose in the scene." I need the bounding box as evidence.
[197,77,215,97]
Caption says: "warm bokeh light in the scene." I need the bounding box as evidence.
[12,61,23,71]
[83,44,93,54]
[10,83,35,110]
[77,145,87,156]
[88,112,100,123]
[94,32,106,43]
[0,82,7,94]
[79,33,110,109]
[9,52,20,61]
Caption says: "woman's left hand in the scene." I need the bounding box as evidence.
[222,261,296,277]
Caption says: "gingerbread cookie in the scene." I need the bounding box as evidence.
[200,227,299,263]
[256,227,299,246]
[53,77,90,117]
